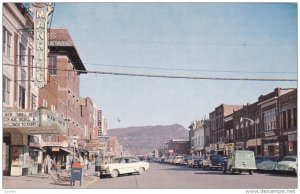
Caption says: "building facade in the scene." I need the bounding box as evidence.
[167,139,190,155]
[189,120,207,156]
[209,104,242,155]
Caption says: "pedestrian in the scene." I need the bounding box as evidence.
[43,155,48,174]
[95,156,101,177]
[46,155,52,174]
[84,157,89,170]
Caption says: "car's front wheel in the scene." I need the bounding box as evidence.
[111,170,119,178]
[138,167,145,175]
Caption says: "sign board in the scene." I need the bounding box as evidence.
[43,141,68,147]
[30,3,53,88]
[3,111,39,128]
[98,110,102,137]
[98,135,109,143]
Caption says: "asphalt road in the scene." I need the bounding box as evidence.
[87,162,298,189]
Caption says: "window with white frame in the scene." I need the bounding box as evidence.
[31,94,37,110]
[51,105,56,112]
[19,86,26,109]
[3,27,11,57]
[48,55,57,75]
[19,44,26,66]
[3,75,11,104]
[42,99,48,107]
[264,109,276,131]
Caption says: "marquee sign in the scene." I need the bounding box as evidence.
[30,3,53,88]
[3,111,39,128]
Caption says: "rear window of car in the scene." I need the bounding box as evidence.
[282,157,296,162]
[236,152,254,159]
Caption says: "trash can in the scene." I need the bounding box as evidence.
[70,162,83,186]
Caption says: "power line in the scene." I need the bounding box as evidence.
[38,58,297,75]
[84,62,297,74]
[3,63,297,82]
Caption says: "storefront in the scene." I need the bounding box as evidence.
[3,108,66,176]
[246,138,262,156]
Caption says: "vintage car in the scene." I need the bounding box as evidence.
[173,155,184,165]
[276,155,297,175]
[201,155,224,170]
[100,157,150,178]
[188,156,204,168]
[256,156,282,172]
[223,150,256,175]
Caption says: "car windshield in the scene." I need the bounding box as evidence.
[211,155,222,160]
[194,156,203,160]
[282,157,296,162]
[114,158,133,163]
[176,156,183,159]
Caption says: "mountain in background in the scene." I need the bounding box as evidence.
[108,124,189,155]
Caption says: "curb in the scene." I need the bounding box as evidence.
[81,176,99,188]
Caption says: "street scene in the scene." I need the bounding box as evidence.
[2,2,298,192]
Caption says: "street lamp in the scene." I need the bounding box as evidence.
[240,117,258,156]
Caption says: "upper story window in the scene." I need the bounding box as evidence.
[31,94,37,110]
[3,75,11,104]
[3,27,12,57]
[264,108,276,131]
[19,44,26,66]
[19,86,26,109]
[48,55,57,75]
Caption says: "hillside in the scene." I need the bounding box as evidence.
[108,124,189,155]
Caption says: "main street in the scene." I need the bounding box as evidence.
[87,162,297,189]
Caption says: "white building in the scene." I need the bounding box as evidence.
[190,120,206,156]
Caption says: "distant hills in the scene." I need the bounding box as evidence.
[108,124,189,155]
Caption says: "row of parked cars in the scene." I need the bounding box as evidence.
[153,154,227,169]
[153,152,297,175]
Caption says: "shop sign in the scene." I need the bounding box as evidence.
[264,131,275,137]
[235,142,244,148]
[30,3,53,88]
[52,147,60,152]
[49,40,72,46]
[3,111,39,128]
[47,112,66,128]
[99,135,109,143]
[43,141,68,147]
[98,110,102,137]
[225,143,234,150]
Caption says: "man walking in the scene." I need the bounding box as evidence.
[95,156,101,178]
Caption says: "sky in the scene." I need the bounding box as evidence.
[50,2,297,129]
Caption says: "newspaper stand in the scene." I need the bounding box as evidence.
[70,162,83,186]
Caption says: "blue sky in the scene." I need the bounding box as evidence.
[51,3,297,129]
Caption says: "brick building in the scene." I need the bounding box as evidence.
[209,104,242,155]
[167,139,190,155]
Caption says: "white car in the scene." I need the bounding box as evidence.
[276,155,297,174]
[100,157,150,178]
[173,156,184,165]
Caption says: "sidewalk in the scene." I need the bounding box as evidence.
[2,164,100,189]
